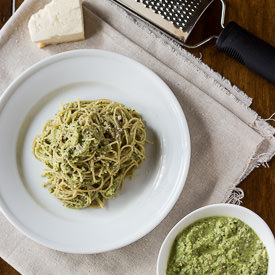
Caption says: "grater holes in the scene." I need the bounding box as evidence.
[136,0,211,30]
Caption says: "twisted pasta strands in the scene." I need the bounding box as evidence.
[32,99,147,209]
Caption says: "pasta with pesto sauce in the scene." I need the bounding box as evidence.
[32,99,147,209]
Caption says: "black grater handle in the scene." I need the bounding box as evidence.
[216,22,275,84]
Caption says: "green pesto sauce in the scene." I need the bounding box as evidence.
[166,216,269,275]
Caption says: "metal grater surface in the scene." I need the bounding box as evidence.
[111,0,215,43]
[136,0,212,31]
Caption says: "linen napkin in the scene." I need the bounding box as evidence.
[0,0,274,274]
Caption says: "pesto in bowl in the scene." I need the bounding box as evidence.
[166,216,268,275]
[157,204,275,275]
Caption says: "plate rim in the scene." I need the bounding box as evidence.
[0,49,191,253]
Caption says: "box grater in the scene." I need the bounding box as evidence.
[110,0,275,83]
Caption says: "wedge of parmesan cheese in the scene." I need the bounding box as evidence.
[28,0,85,48]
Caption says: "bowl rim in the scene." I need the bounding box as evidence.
[157,203,275,275]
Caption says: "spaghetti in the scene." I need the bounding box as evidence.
[32,99,147,209]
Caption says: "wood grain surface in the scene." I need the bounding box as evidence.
[0,0,274,274]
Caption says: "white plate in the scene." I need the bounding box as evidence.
[157,204,275,275]
[0,49,190,253]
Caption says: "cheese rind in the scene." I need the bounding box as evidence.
[28,0,85,47]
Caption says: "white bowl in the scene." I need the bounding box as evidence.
[0,49,191,253]
[157,203,275,275]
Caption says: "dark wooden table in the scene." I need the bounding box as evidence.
[0,0,274,274]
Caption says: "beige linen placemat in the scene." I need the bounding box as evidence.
[0,0,274,274]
